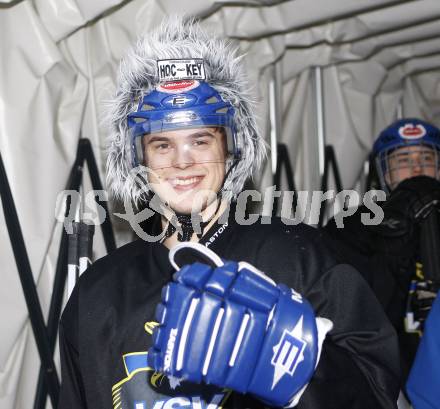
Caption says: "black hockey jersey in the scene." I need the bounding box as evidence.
[324,206,429,383]
[58,212,400,409]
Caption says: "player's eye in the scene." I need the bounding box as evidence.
[397,157,410,165]
[151,141,172,152]
[422,154,435,163]
[194,139,209,146]
[192,135,213,149]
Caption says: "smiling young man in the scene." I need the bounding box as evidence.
[143,126,229,245]
[58,18,400,409]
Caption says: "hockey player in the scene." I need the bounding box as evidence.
[58,18,400,408]
[325,118,440,388]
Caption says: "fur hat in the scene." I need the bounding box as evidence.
[105,16,266,204]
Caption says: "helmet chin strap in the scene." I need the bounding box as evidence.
[163,198,222,242]
[162,158,239,242]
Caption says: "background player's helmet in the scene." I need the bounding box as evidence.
[106,17,265,204]
[372,118,440,192]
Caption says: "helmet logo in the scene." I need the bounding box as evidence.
[398,123,426,139]
[157,80,200,94]
[163,94,197,108]
[157,59,206,82]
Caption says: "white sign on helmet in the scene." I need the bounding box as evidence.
[157,59,206,82]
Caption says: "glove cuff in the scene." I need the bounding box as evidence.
[247,285,333,407]
[284,317,333,407]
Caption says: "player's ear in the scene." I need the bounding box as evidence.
[169,242,224,270]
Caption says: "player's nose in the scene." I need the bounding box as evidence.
[172,144,195,169]
[411,154,423,175]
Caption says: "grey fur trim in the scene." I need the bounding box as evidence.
[105,16,266,204]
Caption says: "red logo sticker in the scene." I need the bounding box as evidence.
[157,80,199,94]
[398,124,426,139]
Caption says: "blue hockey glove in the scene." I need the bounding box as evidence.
[148,243,332,407]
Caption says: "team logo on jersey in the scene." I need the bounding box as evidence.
[157,59,206,82]
[157,80,200,94]
[113,352,230,409]
[271,316,307,389]
[113,319,231,409]
[135,394,225,409]
[399,124,426,139]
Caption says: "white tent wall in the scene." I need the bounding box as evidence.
[1,0,440,407]
[0,1,88,407]
[405,72,440,119]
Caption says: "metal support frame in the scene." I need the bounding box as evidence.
[318,146,343,228]
[313,66,326,179]
[364,153,377,192]
[397,102,403,120]
[269,65,345,224]
[272,143,297,216]
[32,138,116,409]
[269,61,283,177]
[0,153,60,408]
[396,76,407,120]
[0,138,116,409]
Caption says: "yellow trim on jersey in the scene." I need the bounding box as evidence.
[112,367,152,392]
[112,348,233,409]
[112,385,122,409]
[121,351,151,376]
[150,372,166,388]
[218,389,233,409]
[415,262,424,280]
[144,321,160,335]
[112,368,233,409]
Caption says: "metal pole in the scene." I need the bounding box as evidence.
[33,161,84,409]
[83,139,116,253]
[397,102,403,120]
[269,62,283,178]
[0,151,60,407]
[78,222,95,275]
[396,77,406,120]
[313,66,326,179]
[34,138,115,408]
[67,222,80,299]
[311,66,329,226]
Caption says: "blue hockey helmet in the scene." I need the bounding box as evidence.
[373,118,440,191]
[127,80,239,168]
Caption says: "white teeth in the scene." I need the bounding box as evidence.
[173,177,199,186]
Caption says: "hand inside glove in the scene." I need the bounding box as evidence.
[148,243,332,408]
[378,176,440,236]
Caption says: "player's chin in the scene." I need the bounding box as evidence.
[171,190,219,215]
